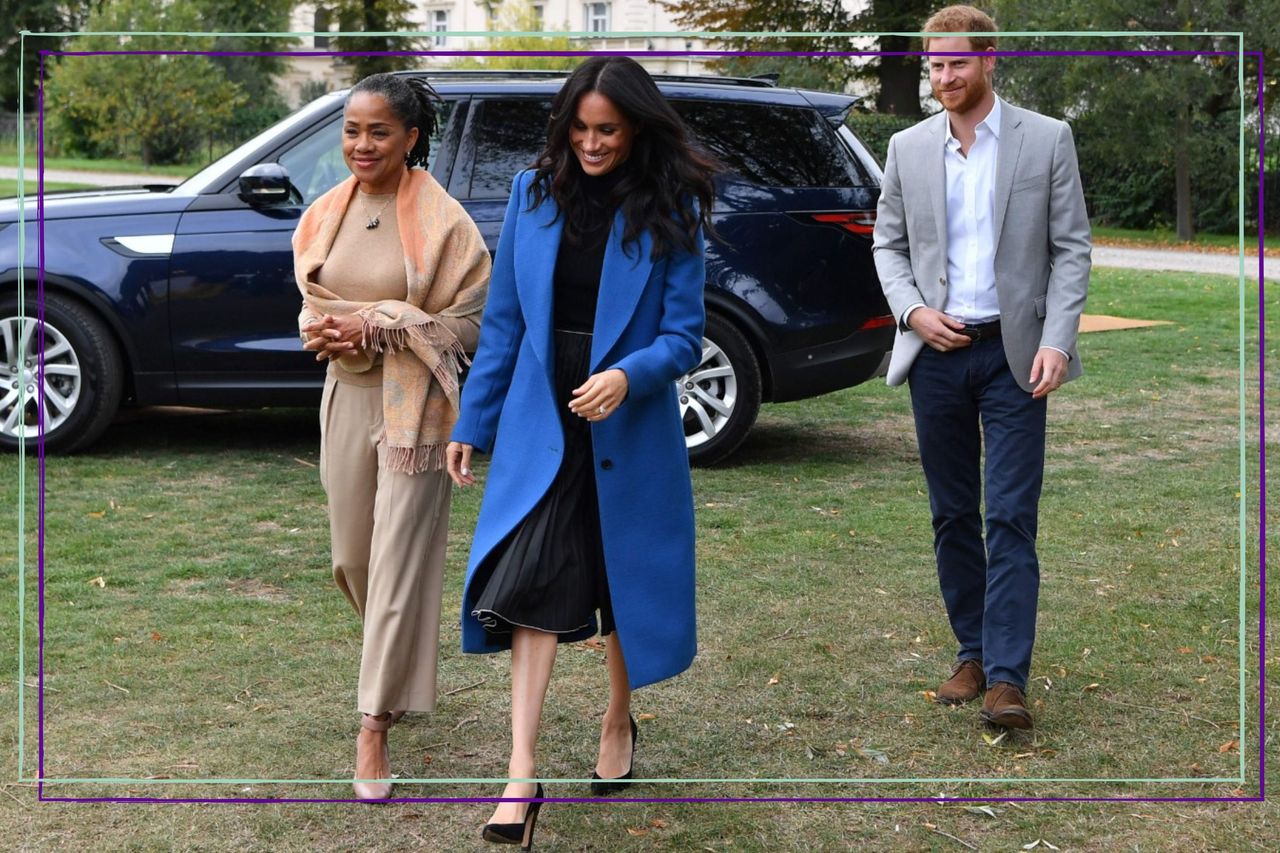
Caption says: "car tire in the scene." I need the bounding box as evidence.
[0,292,123,453]
[680,312,762,467]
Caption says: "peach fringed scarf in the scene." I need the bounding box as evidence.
[293,169,490,473]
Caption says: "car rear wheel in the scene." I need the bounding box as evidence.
[680,312,762,467]
[0,293,123,452]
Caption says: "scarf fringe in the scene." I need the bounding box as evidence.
[381,441,450,474]
[360,316,470,402]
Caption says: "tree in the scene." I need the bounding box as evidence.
[660,0,931,117]
[660,0,861,93]
[850,0,935,117]
[449,0,578,71]
[187,0,297,140]
[0,1,100,113]
[44,0,245,164]
[992,0,1268,239]
[329,0,423,80]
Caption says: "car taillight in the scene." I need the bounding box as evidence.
[809,211,876,236]
[857,314,895,331]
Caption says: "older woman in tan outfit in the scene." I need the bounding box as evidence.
[294,73,490,800]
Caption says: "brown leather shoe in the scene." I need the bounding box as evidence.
[936,659,985,705]
[980,682,1033,729]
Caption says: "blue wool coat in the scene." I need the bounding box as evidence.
[451,170,705,690]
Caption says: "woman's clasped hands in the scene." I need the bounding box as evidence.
[301,313,364,361]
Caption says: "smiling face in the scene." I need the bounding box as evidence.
[342,91,418,194]
[927,36,997,119]
[568,91,635,177]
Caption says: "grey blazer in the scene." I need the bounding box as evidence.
[872,100,1092,392]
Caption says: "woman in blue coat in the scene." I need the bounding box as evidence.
[446,56,716,847]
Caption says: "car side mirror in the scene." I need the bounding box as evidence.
[238,163,296,206]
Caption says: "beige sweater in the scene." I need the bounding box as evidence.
[294,168,490,472]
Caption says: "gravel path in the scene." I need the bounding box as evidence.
[1093,245,1275,281]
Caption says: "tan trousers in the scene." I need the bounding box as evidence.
[319,373,451,715]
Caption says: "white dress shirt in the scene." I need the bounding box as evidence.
[901,97,1068,361]
[942,97,1001,323]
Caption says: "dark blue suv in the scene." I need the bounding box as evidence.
[0,72,892,465]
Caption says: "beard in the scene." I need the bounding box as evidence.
[932,76,991,115]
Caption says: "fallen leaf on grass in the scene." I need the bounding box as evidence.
[422,755,432,765]
[626,828,650,837]
[857,746,889,764]
[981,731,1007,747]
[87,576,106,588]
[292,457,317,468]
[964,805,997,818]
[649,819,667,829]
[1219,740,1239,753]
[637,713,656,721]
[767,673,780,686]
[88,511,106,519]
[921,690,938,702]
[1012,752,1034,759]
[150,631,163,642]
[1178,647,1194,654]
[1083,683,1100,692]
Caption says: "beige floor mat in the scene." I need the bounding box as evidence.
[1078,314,1172,333]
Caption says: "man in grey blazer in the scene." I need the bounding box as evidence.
[872,5,1090,729]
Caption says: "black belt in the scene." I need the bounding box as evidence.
[960,320,1001,342]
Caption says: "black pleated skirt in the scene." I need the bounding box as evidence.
[469,329,615,639]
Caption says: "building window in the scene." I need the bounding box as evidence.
[314,6,331,49]
[584,2,610,33]
[432,10,449,47]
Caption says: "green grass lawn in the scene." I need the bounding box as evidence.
[0,267,1271,849]
[0,180,95,197]
[0,147,201,179]
[1092,224,1280,253]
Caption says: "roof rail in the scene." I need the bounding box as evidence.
[395,69,571,80]
[391,68,779,88]
[648,73,777,88]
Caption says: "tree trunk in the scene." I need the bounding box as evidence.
[875,36,924,117]
[1175,105,1194,241]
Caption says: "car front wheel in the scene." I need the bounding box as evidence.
[679,312,762,467]
[0,293,123,452]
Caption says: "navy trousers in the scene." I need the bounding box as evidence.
[907,338,1047,689]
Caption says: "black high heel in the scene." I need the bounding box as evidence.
[590,715,637,795]
[481,782,544,851]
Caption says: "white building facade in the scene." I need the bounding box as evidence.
[283,0,715,106]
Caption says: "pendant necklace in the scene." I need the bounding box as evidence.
[359,192,395,230]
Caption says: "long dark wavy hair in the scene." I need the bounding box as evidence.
[527,56,718,260]
[347,73,442,169]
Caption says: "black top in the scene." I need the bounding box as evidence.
[552,167,627,333]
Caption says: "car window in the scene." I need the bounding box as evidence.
[671,100,868,188]
[470,99,550,198]
[278,101,458,204]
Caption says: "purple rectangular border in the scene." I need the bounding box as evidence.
[26,44,1266,806]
